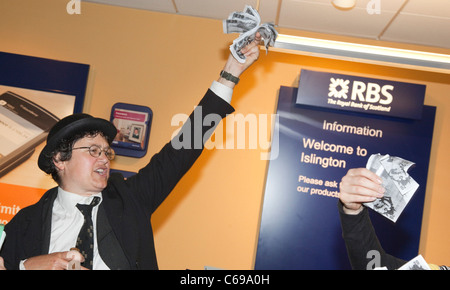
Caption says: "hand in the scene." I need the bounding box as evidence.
[66,249,85,270]
[219,32,262,88]
[339,168,385,215]
[23,251,87,270]
[0,257,6,270]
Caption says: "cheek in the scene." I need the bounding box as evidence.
[66,156,95,176]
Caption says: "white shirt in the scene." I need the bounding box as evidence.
[49,187,109,270]
[20,188,109,270]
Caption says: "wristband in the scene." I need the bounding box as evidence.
[220,70,240,85]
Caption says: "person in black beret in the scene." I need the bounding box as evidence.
[0,34,262,270]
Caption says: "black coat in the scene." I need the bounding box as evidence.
[1,90,234,270]
[338,201,406,270]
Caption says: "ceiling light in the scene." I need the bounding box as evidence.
[272,34,450,74]
[332,0,356,9]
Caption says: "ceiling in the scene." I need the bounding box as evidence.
[84,0,450,50]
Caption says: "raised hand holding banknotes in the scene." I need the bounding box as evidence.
[219,32,261,89]
[339,168,385,215]
[340,154,419,222]
[223,5,278,63]
[363,154,419,222]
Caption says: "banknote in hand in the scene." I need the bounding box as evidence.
[364,153,419,222]
[223,5,278,63]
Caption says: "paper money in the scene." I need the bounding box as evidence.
[364,154,419,222]
[223,5,278,63]
[373,255,431,270]
[398,255,431,270]
[379,155,418,195]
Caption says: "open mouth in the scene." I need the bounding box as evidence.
[94,168,108,176]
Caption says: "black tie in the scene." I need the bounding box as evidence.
[76,196,100,269]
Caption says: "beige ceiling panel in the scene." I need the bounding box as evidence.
[257,0,281,24]
[289,0,406,12]
[82,0,450,49]
[278,0,398,39]
[174,0,259,19]
[381,13,450,49]
[402,0,450,19]
[84,0,177,13]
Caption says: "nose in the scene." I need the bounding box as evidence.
[97,150,109,162]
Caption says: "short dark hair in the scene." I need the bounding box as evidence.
[46,130,111,184]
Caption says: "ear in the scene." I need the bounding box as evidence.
[52,153,66,172]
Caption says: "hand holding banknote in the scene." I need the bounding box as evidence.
[220,31,261,88]
[223,5,278,63]
[339,168,385,215]
[363,154,419,222]
[340,154,419,222]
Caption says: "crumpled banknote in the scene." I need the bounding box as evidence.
[223,5,278,63]
[364,153,419,222]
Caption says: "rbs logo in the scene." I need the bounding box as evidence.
[329,78,394,105]
[297,69,426,119]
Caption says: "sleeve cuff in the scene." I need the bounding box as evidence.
[19,259,26,270]
[210,81,233,104]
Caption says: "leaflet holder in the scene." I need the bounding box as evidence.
[109,102,153,158]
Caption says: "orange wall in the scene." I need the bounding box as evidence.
[1,0,450,269]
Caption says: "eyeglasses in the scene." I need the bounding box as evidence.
[72,145,115,160]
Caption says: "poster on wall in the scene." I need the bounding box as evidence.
[110,102,153,158]
[0,52,90,225]
[255,70,435,270]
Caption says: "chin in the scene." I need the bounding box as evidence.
[93,179,108,191]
